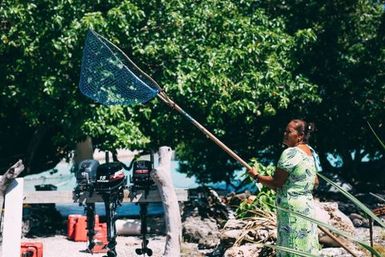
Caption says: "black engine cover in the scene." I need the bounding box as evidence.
[95,162,126,192]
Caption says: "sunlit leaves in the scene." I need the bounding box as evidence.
[82,105,150,151]
[4,0,381,179]
[122,0,321,181]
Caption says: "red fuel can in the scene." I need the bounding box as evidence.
[20,242,43,257]
[67,214,82,240]
[67,214,100,242]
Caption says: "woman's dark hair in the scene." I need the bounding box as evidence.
[291,119,315,143]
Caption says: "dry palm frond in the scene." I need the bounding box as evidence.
[230,207,277,246]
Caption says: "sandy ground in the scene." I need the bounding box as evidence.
[1,235,168,257]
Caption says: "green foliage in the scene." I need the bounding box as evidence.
[236,160,276,217]
[259,0,385,178]
[81,105,150,152]
[253,190,276,212]
[0,0,321,176]
[1,0,384,183]
[236,199,257,219]
[252,160,276,212]
[0,0,156,171]
[135,0,320,182]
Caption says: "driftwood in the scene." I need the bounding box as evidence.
[0,160,24,194]
[0,161,24,257]
[151,146,182,257]
[1,178,24,257]
[0,160,24,227]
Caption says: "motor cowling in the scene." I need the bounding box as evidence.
[95,162,126,192]
[131,160,154,191]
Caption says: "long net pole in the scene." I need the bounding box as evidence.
[157,92,252,171]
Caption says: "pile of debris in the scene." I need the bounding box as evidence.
[181,187,385,257]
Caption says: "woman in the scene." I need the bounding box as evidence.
[248,119,321,256]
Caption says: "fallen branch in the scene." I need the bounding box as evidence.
[0,160,24,194]
[318,226,360,257]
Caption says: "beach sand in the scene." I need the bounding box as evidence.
[1,235,168,257]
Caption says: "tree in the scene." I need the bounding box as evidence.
[0,1,151,173]
[256,0,385,184]
[1,0,321,180]
[126,0,321,182]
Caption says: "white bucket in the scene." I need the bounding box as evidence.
[115,219,142,235]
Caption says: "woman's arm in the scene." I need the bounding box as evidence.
[314,175,319,189]
[248,168,289,190]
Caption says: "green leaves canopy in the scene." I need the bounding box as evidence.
[258,0,385,179]
[1,0,384,184]
[0,0,151,171]
[127,0,320,182]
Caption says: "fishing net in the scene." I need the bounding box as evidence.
[79,30,160,105]
[78,30,252,171]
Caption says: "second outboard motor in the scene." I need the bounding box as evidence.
[130,152,155,257]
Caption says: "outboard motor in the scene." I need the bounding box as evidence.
[95,162,126,192]
[74,159,127,257]
[131,159,154,194]
[96,162,126,257]
[74,160,100,253]
[130,152,155,257]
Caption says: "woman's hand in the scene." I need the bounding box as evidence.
[248,167,259,179]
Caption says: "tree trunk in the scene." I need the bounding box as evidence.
[73,136,94,169]
[340,149,355,181]
[151,146,181,257]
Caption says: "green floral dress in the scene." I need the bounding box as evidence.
[275,146,320,256]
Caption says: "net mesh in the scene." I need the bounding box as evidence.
[79,30,160,105]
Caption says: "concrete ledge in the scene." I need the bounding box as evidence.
[23,188,188,204]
